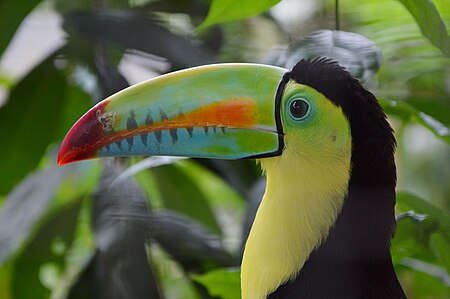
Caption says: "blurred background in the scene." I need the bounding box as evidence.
[0,0,449,298]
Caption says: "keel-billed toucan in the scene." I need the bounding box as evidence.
[58,58,406,298]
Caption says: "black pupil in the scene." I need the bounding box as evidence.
[290,99,309,119]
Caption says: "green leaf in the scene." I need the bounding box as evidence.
[397,192,439,217]
[397,0,450,57]
[407,100,450,127]
[198,0,280,30]
[11,200,82,299]
[0,0,42,55]
[392,211,431,265]
[0,266,12,299]
[0,167,67,264]
[151,210,234,272]
[152,164,221,233]
[392,192,450,269]
[396,192,447,223]
[380,100,450,145]
[0,55,67,194]
[178,159,245,207]
[53,161,102,208]
[396,266,450,299]
[50,197,95,299]
[194,159,261,197]
[191,268,241,299]
[46,197,95,299]
[396,192,450,246]
[430,233,450,274]
[52,83,92,142]
[0,73,13,90]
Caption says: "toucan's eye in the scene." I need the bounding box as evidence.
[288,98,310,120]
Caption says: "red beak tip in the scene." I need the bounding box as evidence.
[57,159,67,166]
[57,151,70,166]
[57,145,97,165]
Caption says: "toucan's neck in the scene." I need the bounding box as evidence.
[241,147,351,299]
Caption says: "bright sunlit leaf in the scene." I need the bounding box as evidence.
[198,0,280,30]
[381,100,450,145]
[0,0,41,54]
[397,0,450,57]
[192,268,241,299]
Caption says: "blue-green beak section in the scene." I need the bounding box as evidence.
[58,63,287,165]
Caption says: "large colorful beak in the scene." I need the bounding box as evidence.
[58,63,287,165]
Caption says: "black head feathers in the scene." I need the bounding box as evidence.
[288,57,360,109]
[286,57,379,118]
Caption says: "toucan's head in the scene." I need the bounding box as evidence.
[58,58,374,169]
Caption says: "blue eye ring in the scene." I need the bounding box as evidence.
[288,98,310,121]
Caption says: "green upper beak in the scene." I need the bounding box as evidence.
[58,63,287,165]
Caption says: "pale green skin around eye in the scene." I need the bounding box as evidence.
[279,81,352,158]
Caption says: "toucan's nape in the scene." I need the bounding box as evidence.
[58,58,406,298]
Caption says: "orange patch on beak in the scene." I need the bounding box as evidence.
[170,98,257,128]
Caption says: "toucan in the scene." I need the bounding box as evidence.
[58,58,406,298]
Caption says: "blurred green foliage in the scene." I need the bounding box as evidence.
[0,0,449,298]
